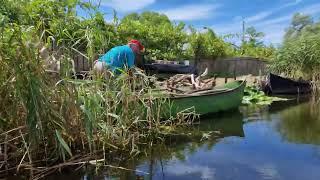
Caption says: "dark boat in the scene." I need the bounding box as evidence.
[263,73,311,95]
[144,63,198,75]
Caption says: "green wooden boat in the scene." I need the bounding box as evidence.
[164,80,246,117]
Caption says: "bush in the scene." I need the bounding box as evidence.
[270,33,320,79]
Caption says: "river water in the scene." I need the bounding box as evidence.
[32,97,320,179]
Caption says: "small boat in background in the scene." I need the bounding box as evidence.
[262,73,311,95]
[144,63,198,75]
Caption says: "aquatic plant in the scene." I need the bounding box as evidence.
[242,86,287,105]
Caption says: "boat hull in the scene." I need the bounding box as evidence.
[263,73,311,95]
[165,81,246,116]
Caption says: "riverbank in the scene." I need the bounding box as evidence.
[0,69,198,179]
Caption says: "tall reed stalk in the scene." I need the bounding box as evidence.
[0,20,191,180]
[0,1,197,178]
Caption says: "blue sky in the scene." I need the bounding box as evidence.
[83,0,320,44]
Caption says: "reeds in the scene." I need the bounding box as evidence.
[269,33,320,92]
[0,55,190,178]
[0,23,194,179]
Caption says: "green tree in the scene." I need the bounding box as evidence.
[284,13,313,41]
[222,26,274,59]
[0,0,27,24]
[118,11,187,60]
[245,26,265,46]
[224,26,274,59]
[187,26,230,63]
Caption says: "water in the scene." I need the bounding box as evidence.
[126,99,320,180]
[15,97,320,180]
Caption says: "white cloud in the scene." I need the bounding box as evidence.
[254,163,280,179]
[246,0,303,23]
[259,24,287,44]
[253,17,287,44]
[247,14,291,44]
[210,14,291,45]
[247,11,274,23]
[253,2,320,45]
[100,0,155,12]
[254,15,292,27]
[284,0,303,7]
[213,23,242,35]
[299,3,320,15]
[250,3,320,29]
[213,2,320,44]
[165,162,216,179]
[158,4,221,21]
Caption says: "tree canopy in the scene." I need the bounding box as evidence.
[0,0,275,62]
[284,13,314,42]
[118,11,187,60]
[245,26,265,46]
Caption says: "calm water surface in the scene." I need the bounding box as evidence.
[40,98,320,179]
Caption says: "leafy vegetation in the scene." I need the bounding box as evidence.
[186,26,234,65]
[118,12,187,61]
[235,43,276,60]
[242,86,287,105]
[221,26,276,60]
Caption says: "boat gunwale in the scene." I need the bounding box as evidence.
[168,80,246,99]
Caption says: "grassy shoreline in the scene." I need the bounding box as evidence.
[0,68,197,179]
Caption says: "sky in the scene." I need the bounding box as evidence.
[82,0,320,45]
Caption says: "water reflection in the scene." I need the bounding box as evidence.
[200,110,245,137]
[131,99,320,180]
[70,111,246,180]
[276,101,320,145]
[268,95,311,113]
[240,95,311,123]
[132,111,245,180]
